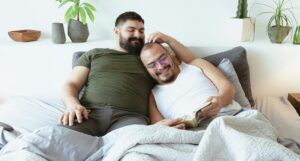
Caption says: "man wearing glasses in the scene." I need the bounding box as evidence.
[141,32,242,129]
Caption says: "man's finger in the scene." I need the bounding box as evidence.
[75,110,83,123]
[63,113,69,126]
[69,112,75,126]
[174,123,185,129]
[83,109,89,120]
[157,119,180,126]
[198,104,213,117]
[147,34,154,43]
[58,114,64,124]
[205,96,213,102]
[168,118,183,126]
[206,107,219,117]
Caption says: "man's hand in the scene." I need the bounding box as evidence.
[59,104,89,126]
[197,96,223,118]
[155,119,186,129]
[146,32,172,44]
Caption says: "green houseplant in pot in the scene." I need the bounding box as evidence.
[228,0,255,42]
[251,0,297,43]
[56,0,96,42]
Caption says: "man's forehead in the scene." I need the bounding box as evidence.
[121,20,144,28]
[143,45,166,61]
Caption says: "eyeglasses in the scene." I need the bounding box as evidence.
[146,54,169,69]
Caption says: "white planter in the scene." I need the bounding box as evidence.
[227,18,255,42]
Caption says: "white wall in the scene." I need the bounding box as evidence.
[4,0,300,42]
[1,0,300,98]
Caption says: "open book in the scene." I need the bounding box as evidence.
[180,101,212,128]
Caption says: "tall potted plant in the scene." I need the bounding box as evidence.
[56,0,96,43]
[251,0,297,43]
[228,0,255,42]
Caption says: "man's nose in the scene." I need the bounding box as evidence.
[156,62,164,70]
[134,30,143,38]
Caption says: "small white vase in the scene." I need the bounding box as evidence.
[227,18,255,42]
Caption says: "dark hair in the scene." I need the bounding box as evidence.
[115,11,144,27]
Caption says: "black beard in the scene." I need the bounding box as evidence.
[119,36,144,55]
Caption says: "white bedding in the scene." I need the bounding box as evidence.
[103,110,300,161]
[0,96,64,133]
[0,110,299,161]
[0,96,300,160]
[0,95,299,141]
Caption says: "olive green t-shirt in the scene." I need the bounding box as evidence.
[75,48,155,116]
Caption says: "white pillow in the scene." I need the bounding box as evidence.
[217,58,251,108]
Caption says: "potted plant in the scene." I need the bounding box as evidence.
[228,0,255,42]
[251,0,297,43]
[56,0,96,43]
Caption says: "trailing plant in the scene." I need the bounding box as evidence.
[236,0,249,18]
[56,0,96,25]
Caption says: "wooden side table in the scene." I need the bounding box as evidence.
[288,93,300,116]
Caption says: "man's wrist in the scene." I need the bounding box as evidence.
[165,36,175,45]
[216,95,226,107]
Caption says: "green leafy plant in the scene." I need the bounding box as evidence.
[250,0,299,43]
[56,0,96,25]
[236,0,249,18]
[251,0,298,28]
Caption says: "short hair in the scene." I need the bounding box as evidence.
[141,42,167,54]
[115,11,144,27]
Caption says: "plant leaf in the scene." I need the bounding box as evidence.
[253,12,273,19]
[64,6,74,22]
[284,8,299,25]
[59,0,73,8]
[253,2,276,10]
[270,0,278,6]
[82,2,96,11]
[73,4,79,20]
[79,7,87,24]
[84,6,95,23]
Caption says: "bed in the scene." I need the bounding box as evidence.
[0,47,299,160]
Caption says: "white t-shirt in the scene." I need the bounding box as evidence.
[152,63,241,119]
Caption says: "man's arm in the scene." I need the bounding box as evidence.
[149,92,185,129]
[148,92,164,124]
[191,59,235,117]
[147,32,195,63]
[60,66,90,126]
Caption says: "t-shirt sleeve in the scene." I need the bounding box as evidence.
[74,51,93,68]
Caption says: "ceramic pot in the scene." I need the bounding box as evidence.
[68,19,89,43]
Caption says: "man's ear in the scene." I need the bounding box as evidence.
[114,27,119,35]
[166,47,181,65]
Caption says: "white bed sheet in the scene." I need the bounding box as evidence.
[0,96,64,133]
[0,95,299,144]
[254,96,300,144]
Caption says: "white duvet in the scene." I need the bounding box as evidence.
[102,110,300,161]
[0,110,299,161]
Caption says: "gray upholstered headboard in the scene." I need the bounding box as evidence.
[72,51,86,68]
